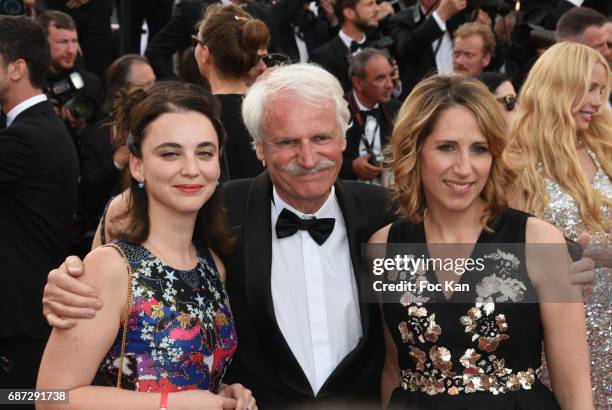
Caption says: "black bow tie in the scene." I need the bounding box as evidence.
[0,111,6,129]
[350,40,364,53]
[275,208,335,245]
[360,106,381,122]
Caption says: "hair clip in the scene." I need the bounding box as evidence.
[234,15,249,21]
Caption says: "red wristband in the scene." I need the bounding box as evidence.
[159,391,168,410]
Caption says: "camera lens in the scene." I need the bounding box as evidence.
[1,0,25,16]
[66,96,94,121]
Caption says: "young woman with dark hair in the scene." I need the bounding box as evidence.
[37,82,256,410]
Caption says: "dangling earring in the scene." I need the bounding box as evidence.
[138,181,145,189]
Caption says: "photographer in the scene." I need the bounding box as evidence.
[38,10,102,144]
[341,48,401,184]
[0,15,78,394]
[388,0,477,97]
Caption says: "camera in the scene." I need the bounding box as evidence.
[0,0,24,15]
[44,72,96,121]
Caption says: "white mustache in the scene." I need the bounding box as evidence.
[283,158,336,176]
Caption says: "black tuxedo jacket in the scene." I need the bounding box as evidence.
[389,4,466,97]
[340,96,401,180]
[310,35,352,92]
[221,172,396,410]
[278,11,335,62]
[0,101,79,340]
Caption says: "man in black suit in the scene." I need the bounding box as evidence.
[0,16,79,393]
[340,48,401,184]
[388,0,472,97]
[310,0,387,91]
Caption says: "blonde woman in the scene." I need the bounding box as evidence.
[508,42,611,408]
[372,74,592,409]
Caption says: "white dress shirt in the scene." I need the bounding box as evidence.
[429,10,454,74]
[353,93,383,186]
[270,186,363,395]
[294,25,310,63]
[5,94,47,127]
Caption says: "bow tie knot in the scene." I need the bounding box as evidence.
[275,208,335,245]
[360,106,381,122]
[350,40,366,53]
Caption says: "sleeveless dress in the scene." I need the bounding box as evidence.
[541,147,611,409]
[98,241,238,392]
[383,209,560,409]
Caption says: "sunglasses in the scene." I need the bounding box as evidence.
[496,95,517,111]
[192,35,205,48]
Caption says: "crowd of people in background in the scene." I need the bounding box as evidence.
[0,0,610,409]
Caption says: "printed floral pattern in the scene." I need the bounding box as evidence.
[99,242,237,392]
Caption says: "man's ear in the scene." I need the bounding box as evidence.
[351,76,362,93]
[9,59,28,82]
[344,7,356,22]
[482,52,491,68]
[255,143,266,164]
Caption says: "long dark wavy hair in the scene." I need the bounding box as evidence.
[110,81,235,255]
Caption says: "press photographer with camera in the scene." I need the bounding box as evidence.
[341,48,401,184]
[38,10,102,143]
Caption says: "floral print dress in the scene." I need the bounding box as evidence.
[98,241,238,392]
[383,209,561,409]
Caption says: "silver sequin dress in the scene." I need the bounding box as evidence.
[541,148,611,409]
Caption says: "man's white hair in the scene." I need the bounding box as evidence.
[242,63,350,144]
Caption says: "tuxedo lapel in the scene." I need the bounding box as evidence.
[243,172,275,338]
[242,172,314,397]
